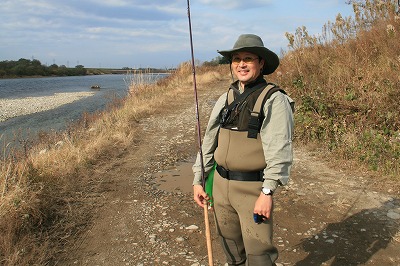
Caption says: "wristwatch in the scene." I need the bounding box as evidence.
[261,187,273,196]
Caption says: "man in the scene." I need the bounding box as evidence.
[192,34,294,266]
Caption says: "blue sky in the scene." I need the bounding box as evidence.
[0,0,354,69]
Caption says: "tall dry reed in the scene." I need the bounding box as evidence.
[277,0,400,176]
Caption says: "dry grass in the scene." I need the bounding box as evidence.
[394,231,400,243]
[276,0,400,177]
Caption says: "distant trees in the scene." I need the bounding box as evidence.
[0,58,87,78]
[202,56,230,66]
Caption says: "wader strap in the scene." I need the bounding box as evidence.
[248,84,287,139]
[227,88,235,105]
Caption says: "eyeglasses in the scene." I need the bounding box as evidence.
[231,56,260,64]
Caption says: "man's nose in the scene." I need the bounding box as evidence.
[238,60,247,66]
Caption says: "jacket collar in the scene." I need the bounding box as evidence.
[231,75,266,92]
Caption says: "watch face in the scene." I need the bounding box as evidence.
[262,188,273,195]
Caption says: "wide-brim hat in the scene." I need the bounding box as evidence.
[218,34,279,75]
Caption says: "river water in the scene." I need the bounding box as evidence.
[0,74,167,152]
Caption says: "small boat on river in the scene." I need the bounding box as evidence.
[91,85,100,89]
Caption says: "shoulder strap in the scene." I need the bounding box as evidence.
[227,88,235,105]
[247,84,287,139]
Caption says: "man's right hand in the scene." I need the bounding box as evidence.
[193,184,209,208]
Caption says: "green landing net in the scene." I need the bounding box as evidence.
[205,162,216,207]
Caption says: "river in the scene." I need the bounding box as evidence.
[0,74,167,153]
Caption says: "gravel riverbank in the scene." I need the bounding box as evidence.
[0,91,95,122]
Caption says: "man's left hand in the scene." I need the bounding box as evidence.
[253,193,273,221]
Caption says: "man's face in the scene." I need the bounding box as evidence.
[231,51,264,86]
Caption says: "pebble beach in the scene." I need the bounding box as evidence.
[0,91,95,122]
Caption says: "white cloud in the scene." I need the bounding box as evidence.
[197,0,272,10]
[86,0,131,7]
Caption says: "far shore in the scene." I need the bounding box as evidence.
[0,69,172,80]
[0,92,95,122]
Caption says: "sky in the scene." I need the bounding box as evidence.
[0,0,354,69]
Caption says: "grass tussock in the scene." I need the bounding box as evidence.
[274,0,400,177]
[0,62,227,265]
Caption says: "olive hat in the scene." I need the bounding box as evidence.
[217,34,279,75]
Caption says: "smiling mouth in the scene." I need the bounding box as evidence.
[238,69,249,74]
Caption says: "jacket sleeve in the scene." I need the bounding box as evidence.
[192,92,227,186]
[260,91,294,191]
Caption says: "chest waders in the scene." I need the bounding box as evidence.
[212,83,289,266]
[214,83,287,177]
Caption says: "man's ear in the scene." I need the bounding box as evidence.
[260,58,265,71]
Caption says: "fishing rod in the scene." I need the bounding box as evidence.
[186,0,214,265]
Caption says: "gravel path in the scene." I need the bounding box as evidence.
[0,92,95,122]
[58,79,400,266]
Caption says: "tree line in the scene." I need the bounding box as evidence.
[0,58,87,78]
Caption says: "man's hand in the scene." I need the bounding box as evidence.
[193,184,209,208]
[253,192,273,221]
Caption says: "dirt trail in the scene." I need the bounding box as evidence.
[59,79,400,266]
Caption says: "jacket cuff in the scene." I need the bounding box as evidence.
[192,173,202,186]
[262,179,279,191]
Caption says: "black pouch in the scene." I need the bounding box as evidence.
[219,107,231,126]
